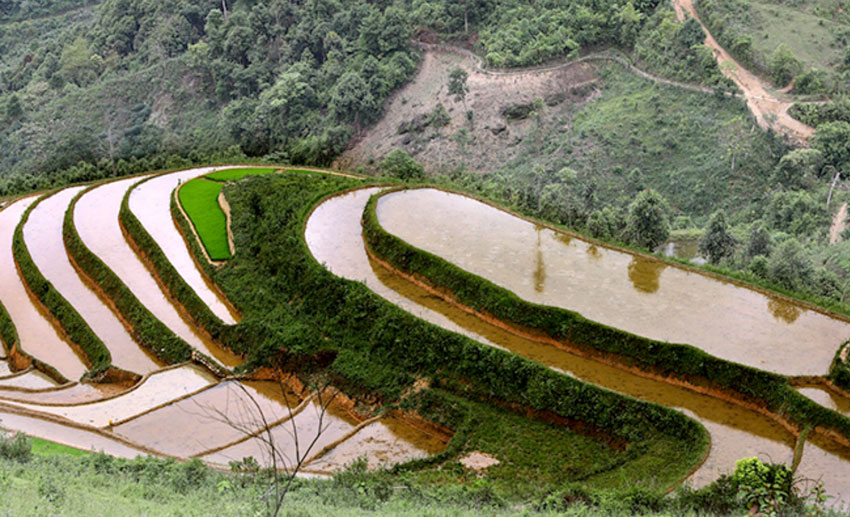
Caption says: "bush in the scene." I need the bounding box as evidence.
[0,430,32,463]
[380,149,424,181]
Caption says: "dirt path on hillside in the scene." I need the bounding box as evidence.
[831,202,847,244]
[671,0,814,144]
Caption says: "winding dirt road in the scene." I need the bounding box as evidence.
[672,0,814,144]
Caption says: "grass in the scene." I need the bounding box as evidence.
[205,168,277,182]
[747,1,845,74]
[178,178,230,261]
[29,437,91,457]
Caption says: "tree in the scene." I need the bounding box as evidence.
[380,149,424,180]
[773,148,824,187]
[768,44,801,86]
[746,221,772,259]
[198,380,341,517]
[59,37,101,87]
[447,67,469,105]
[5,94,22,119]
[699,210,736,264]
[624,189,670,250]
[328,71,376,129]
[812,121,850,171]
[768,238,813,291]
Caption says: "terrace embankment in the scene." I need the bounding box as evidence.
[375,188,848,377]
[127,168,241,324]
[72,177,240,368]
[299,185,850,502]
[0,198,86,380]
[22,187,161,374]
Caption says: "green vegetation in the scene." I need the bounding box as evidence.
[63,184,194,366]
[12,189,114,379]
[205,167,276,182]
[0,408,832,515]
[697,0,850,91]
[191,172,709,499]
[362,186,850,450]
[178,178,230,260]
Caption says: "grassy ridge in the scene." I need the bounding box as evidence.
[361,187,850,445]
[207,173,708,496]
[63,185,193,366]
[12,190,112,378]
[178,179,230,260]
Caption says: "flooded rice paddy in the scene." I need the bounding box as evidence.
[377,189,849,376]
[0,409,153,459]
[24,187,161,374]
[4,364,216,427]
[305,187,850,498]
[0,369,57,390]
[0,198,87,380]
[128,169,240,324]
[74,177,241,367]
[113,380,302,457]
[0,173,445,476]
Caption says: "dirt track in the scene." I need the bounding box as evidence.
[671,0,814,144]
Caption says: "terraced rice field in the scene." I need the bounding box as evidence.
[0,167,446,476]
[306,186,850,502]
[3,167,850,503]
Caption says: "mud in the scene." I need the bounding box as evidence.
[5,364,216,427]
[0,409,150,459]
[200,398,360,469]
[308,416,446,472]
[113,380,300,457]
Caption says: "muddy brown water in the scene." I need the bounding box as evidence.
[376,189,848,377]
[0,198,87,380]
[74,178,241,368]
[5,364,216,427]
[0,369,57,390]
[305,187,850,499]
[128,168,241,325]
[199,398,360,469]
[0,410,150,459]
[113,380,301,457]
[24,187,161,374]
[0,381,123,405]
[798,387,850,418]
[308,416,448,472]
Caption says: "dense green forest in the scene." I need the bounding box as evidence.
[0,0,725,194]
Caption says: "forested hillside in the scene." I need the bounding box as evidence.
[0,0,725,195]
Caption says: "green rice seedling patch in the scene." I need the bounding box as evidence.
[178,179,230,260]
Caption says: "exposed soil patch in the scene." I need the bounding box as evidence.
[460,451,500,471]
[830,202,847,245]
[672,0,814,144]
[336,51,599,174]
